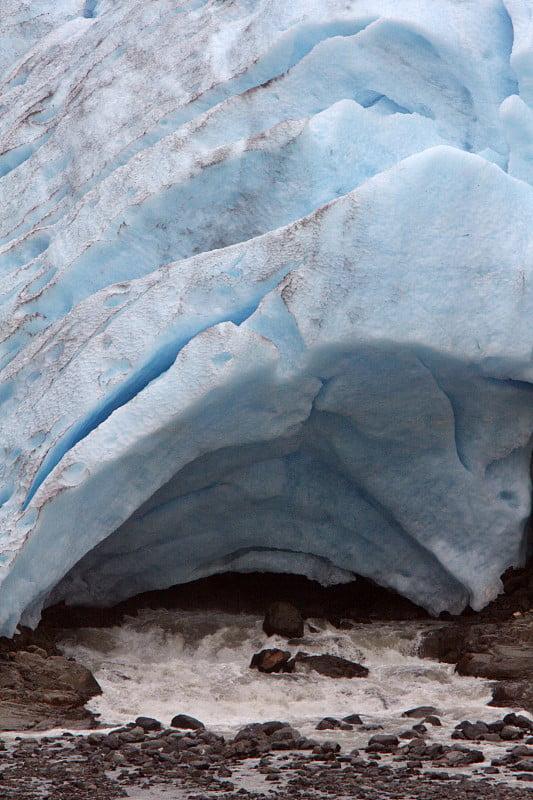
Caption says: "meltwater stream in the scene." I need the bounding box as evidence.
[58,610,500,739]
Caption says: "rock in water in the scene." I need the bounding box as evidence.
[1,0,533,634]
[294,653,369,678]
[250,649,294,673]
[263,602,304,639]
[170,714,205,731]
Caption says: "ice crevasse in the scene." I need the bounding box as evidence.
[1,0,533,634]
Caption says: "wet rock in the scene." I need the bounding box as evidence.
[135,716,161,732]
[399,728,424,739]
[490,682,533,712]
[402,705,438,718]
[513,760,533,772]
[366,734,399,753]
[454,720,490,740]
[261,721,289,736]
[263,602,304,639]
[443,745,484,766]
[170,714,205,731]
[13,651,101,701]
[250,649,293,673]
[234,723,269,742]
[315,717,352,731]
[504,712,533,730]
[510,745,533,759]
[313,740,341,754]
[294,652,368,678]
[417,625,468,663]
[457,646,533,680]
[423,715,442,726]
[412,723,427,734]
[342,713,363,724]
[500,725,525,740]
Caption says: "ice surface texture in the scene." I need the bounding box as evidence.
[1,0,533,634]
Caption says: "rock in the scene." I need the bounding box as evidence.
[455,720,489,740]
[500,725,524,740]
[402,706,438,718]
[13,651,102,702]
[423,715,442,726]
[512,759,533,771]
[399,729,424,739]
[170,714,205,731]
[417,627,465,662]
[250,649,293,673]
[490,682,533,712]
[0,664,24,690]
[135,716,161,732]
[342,713,363,724]
[234,723,269,742]
[442,746,484,766]
[457,646,533,680]
[504,712,533,730]
[263,602,304,639]
[261,721,290,736]
[510,745,533,758]
[366,734,399,752]
[294,653,368,678]
[315,717,352,731]
[412,723,427,734]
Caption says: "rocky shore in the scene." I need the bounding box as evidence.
[418,565,533,712]
[0,627,101,731]
[6,711,533,800]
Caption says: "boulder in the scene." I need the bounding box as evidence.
[135,716,162,731]
[294,653,368,678]
[170,714,205,731]
[263,602,304,639]
[343,713,363,724]
[315,717,352,731]
[250,649,294,673]
[456,645,533,680]
[402,705,438,718]
[490,682,533,713]
[13,651,101,702]
[366,734,399,752]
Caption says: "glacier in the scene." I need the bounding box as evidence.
[1,0,533,634]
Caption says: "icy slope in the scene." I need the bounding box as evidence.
[1,0,533,633]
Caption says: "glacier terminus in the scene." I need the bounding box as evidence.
[1,0,533,635]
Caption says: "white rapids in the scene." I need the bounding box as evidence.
[58,610,504,740]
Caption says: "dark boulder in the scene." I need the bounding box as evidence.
[135,716,161,732]
[366,734,399,752]
[343,713,363,724]
[490,682,533,713]
[294,653,368,678]
[457,645,533,681]
[402,705,438,718]
[250,649,294,673]
[263,602,304,639]
[170,714,205,731]
[315,717,352,731]
[504,712,533,730]
[417,626,465,663]
[13,650,102,702]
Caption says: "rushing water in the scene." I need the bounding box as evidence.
[58,609,503,740]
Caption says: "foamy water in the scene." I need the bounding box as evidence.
[58,610,505,739]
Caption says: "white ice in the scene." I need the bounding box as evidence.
[1,0,533,634]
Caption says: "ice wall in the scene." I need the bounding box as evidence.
[1,0,533,634]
